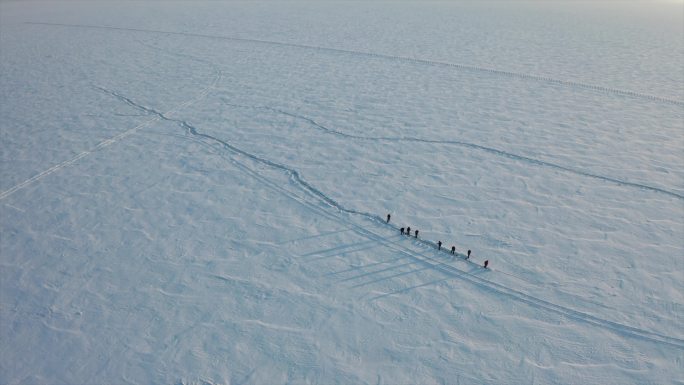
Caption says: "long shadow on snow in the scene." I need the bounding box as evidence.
[324,255,409,277]
[277,228,353,245]
[98,87,684,351]
[366,268,481,301]
[299,239,382,262]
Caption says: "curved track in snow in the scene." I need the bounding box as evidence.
[192,121,684,351]
[224,103,684,200]
[97,87,684,350]
[26,22,684,107]
[210,143,684,350]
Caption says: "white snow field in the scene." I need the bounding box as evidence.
[1,1,683,384]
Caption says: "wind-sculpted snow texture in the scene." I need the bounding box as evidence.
[1,1,683,385]
[24,22,684,108]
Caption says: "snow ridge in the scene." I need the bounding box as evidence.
[223,103,684,200]
[26,22,684,107]
[98,87,684,350]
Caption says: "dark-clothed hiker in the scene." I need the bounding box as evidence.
[438,241,442,250]
[406,227,411,236]
[387,214,391,223]
[484,260,489,269]
[400,227,405,235]
[451,246,455,255]
[467,250,471,259]
[414,230,419,238]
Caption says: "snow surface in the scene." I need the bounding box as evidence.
[1,1,683,384]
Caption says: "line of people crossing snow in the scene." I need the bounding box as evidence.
[388,213,489,269]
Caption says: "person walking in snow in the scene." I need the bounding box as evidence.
[387,214,391,223]
[400,227,405,235]
[414,229,419,238]
[484,260,489,269]
[467,250,471,259]
[438,241,442,250]
[451,246,455,255]
[406,226,411,236]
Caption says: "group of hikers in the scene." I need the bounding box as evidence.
[386,213,489,269]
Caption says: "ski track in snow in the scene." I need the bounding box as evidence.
[99,88,684,351]
[25,22,684,107]
[191,127,684,351]
[223,103,684,200]
[0,70,221,200]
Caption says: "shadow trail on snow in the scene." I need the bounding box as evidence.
[276,228,353,245]
[96,83,684,351]
[300,239,381,261]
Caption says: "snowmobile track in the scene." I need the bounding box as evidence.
[128,93,684,351]
[76,52,683,350]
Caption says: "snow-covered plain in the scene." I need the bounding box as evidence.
[1,1,683,384]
